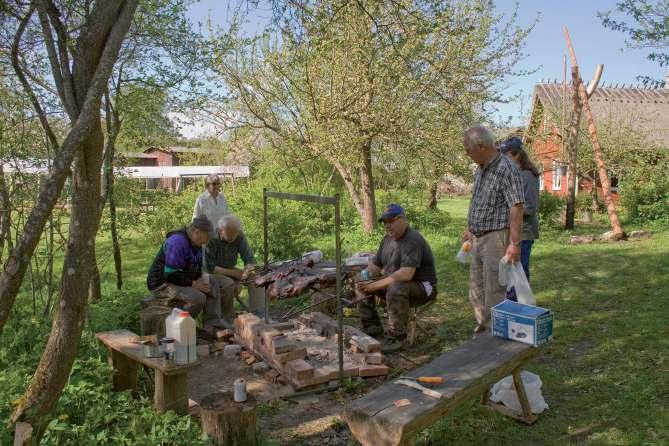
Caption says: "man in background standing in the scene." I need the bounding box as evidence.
[462,125,524,334]
[193,174,230,237]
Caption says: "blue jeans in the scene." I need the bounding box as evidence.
[507,240,534,302]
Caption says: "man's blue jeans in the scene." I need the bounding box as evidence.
[507,240,534,302]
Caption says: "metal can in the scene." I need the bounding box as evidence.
[233,378,247,402]
[160,337,175,360]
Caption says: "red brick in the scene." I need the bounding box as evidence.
[359,364,389,377]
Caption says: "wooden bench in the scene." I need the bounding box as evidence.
[343,333,540,446]
[96,329,200,415]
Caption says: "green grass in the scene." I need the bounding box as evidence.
[414,197,669,445]
[1,196,668,445]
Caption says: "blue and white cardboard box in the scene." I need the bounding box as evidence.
[491,300,553,347]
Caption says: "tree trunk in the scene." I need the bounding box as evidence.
[0,0,136,336]
[9,1,139,440]
[103,94,123,290]
[359,141,376,234]
[89,258,102,302]
[0,164,11,264]
[426,180,439,210]
[564,67,582,230]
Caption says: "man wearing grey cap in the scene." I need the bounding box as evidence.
[147,215,230,329]
[193,174,230,237]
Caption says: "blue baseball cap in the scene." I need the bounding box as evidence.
[500,136,523,153]
[378,203,405,222]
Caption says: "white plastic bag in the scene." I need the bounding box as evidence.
[455,241,472,264]
[498,257,536,305]
[489,370,549,414]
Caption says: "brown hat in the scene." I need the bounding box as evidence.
[191,215,212,233]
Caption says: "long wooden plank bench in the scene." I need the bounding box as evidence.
[343,333,540,446]
[96,329,200,415]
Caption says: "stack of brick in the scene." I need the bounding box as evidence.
[234,312,389,388]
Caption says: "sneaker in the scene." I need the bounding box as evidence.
[381,335,406,353]
[473,324,486,334]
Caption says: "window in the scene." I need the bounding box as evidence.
[539,168,544,191]
[552,161,564,190]
[610,175,619,193]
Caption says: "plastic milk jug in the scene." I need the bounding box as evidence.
[166,309,196,364]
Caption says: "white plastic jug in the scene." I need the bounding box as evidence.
[166,309,196,364]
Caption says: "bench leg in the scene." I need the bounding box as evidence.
[109,349,139,391]
[512,369,537,424]
[154,371,188,415]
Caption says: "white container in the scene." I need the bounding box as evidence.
[166,309,196,364]
[233,378,247,402]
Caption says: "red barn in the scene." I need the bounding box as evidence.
[122,146,218,190]
[524,80,669,200]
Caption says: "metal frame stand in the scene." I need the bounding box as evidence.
[262,189,344,386]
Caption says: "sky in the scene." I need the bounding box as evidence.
[182,0,667,136]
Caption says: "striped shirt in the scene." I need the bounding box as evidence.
[467,154,524,234]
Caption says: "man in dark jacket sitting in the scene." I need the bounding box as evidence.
[147,215,229,329]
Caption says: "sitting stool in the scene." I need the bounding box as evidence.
[407,299,436,345]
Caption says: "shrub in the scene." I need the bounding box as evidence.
[620,175,669,222]
[538,191,564,226]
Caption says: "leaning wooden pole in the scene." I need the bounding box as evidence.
[564,66,583,230]
[563,26,625,239]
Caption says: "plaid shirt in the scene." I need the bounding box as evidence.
[467,154,524,234]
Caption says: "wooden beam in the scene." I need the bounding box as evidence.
[563,26,624,238]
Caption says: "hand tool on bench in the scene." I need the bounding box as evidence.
[394,379,443,399]
[397,376,444,384]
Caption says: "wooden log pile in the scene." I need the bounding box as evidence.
[233,312,388,389]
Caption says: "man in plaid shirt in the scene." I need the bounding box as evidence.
[462,125,525,334]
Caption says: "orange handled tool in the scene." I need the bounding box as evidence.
[398,376,444,384]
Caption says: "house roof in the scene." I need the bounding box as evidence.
[143,146,219,155]
[121,152,158,159]
[527,81,669,148]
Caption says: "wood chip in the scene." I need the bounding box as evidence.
[393,399,411,408]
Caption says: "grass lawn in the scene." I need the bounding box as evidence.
[416,197,669,445]
[1,196,667,445]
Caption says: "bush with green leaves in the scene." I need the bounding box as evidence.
[620,174,669,222]
[538,191,564,227]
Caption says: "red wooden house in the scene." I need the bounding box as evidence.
[122,146,218,190]
[524,80,669,200]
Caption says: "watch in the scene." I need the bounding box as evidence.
[510,240,521,247]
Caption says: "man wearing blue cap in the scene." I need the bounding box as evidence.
[356,203,437,352]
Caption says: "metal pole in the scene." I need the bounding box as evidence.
[263,188,269,323]
[335,194,343,385]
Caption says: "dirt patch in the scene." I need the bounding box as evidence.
[184,305,443,444]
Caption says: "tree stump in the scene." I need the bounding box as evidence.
[200,391,257,446]
[140,306,171,338]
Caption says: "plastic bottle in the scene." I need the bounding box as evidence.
[455,240,472,263]
[166,310,196,364]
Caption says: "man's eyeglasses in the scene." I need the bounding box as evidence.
[382,216,400,226]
